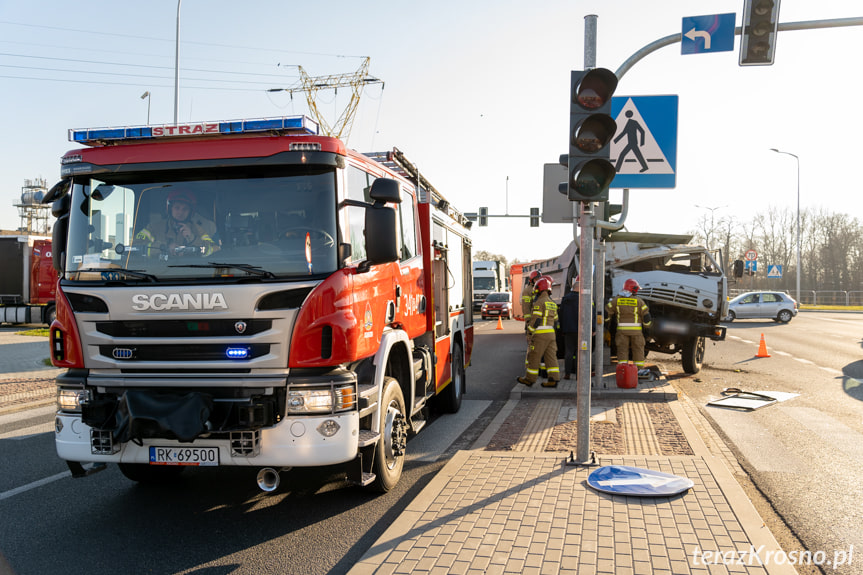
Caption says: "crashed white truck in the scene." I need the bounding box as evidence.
[524,232,727,374]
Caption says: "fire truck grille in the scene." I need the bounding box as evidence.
[99,344,270,362]
[95,319,271,338]
[641,287,699,309]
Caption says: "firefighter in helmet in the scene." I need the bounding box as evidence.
[135,189,219,258]
[605,278,652,369]
[517,275,560,387]
[521,270,541,325]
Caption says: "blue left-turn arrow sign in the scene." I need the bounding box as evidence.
[682,13,736,55]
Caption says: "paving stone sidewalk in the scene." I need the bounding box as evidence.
[349,372,797,575]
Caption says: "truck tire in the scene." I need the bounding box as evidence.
[439,343,464,413]
[370,377,407,493]
[681,336,706,374]
[118,462,185,484]
[45,305,56,326]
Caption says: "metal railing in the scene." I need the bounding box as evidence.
[728,289,863,306]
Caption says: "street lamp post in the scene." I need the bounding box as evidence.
[140,91,151,124]
[695,204,728,272]
[174,0,182,125]
[770,148,801,303]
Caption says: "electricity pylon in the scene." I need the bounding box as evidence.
[273,57,383,141]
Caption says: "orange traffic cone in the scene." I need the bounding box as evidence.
[755,333,771,358]
[496,317,504,330]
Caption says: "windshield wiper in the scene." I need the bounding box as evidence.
[73,268,158,282]
[168,262,276,279]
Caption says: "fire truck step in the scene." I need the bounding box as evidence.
[357,429,380,448]
[357,472,376,487]
[411,416,427,435]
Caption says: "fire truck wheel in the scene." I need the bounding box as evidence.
[681,336,705,374]
[439,343,464,414]
[370,377,407,493]
[118,462,185,484]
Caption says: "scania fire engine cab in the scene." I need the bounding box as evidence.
[46,116,473,493]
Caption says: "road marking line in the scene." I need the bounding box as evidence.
[0,422,53,440]
[0,470,70,501]
[793,357,814,365]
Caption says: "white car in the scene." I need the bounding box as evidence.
[725,291,798,323]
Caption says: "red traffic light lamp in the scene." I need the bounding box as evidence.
[740,0,781,65]
[561,68,619,202]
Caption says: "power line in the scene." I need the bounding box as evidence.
[0,51,294,80]
[0,74,261,91]
[0,20,366,59]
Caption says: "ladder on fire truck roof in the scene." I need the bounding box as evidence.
[365,148,470,227]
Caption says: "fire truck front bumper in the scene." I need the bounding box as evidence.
[55,411,360,468]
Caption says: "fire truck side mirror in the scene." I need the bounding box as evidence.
[51,194,71,273]
[369,178,402,204]
[52,215,68,273]
[43,178,71,204]
[364,204,398,266]
[51,192,71,218]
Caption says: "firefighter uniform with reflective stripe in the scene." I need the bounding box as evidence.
[521,289,534,337]
[519,290,559,386]
[606,293,651,368]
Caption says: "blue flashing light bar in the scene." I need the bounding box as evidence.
[225,346,251,360]
[69,115,319,145]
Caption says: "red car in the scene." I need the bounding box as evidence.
[481,292,513,320]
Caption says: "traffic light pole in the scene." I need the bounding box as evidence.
[568,16,624,465]
[614,16,863,80]
[574,15,598,465]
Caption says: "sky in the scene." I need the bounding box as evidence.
[1,0,860,263]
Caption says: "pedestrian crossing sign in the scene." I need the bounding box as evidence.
[767,265,782,278]
[610,95,678,189]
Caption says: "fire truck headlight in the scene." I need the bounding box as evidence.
[57,388,91,413]
[287,384,356,414]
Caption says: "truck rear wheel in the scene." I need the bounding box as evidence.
[438,343,464,413]
[118,462,185,484]
[681,336,706,374]
[370,377,407,493]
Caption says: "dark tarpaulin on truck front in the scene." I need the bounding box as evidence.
[113,390,214,443]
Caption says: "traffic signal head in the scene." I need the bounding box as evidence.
[740,0,781,66]
[530,207,539,227]
[565,68,618,203]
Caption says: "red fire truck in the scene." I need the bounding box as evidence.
[0,236,56,325]
[46,116,473,492]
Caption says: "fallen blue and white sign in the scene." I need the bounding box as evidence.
[587,465,694,496]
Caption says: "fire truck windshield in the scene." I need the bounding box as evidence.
[63,167,339,282]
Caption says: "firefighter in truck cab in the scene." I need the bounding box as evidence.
[605,278,652,369]
[134,189,219,258]
[517,276,560,387]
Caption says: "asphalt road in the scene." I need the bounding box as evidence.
[0,319,526,575]
[662,311,863,575]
